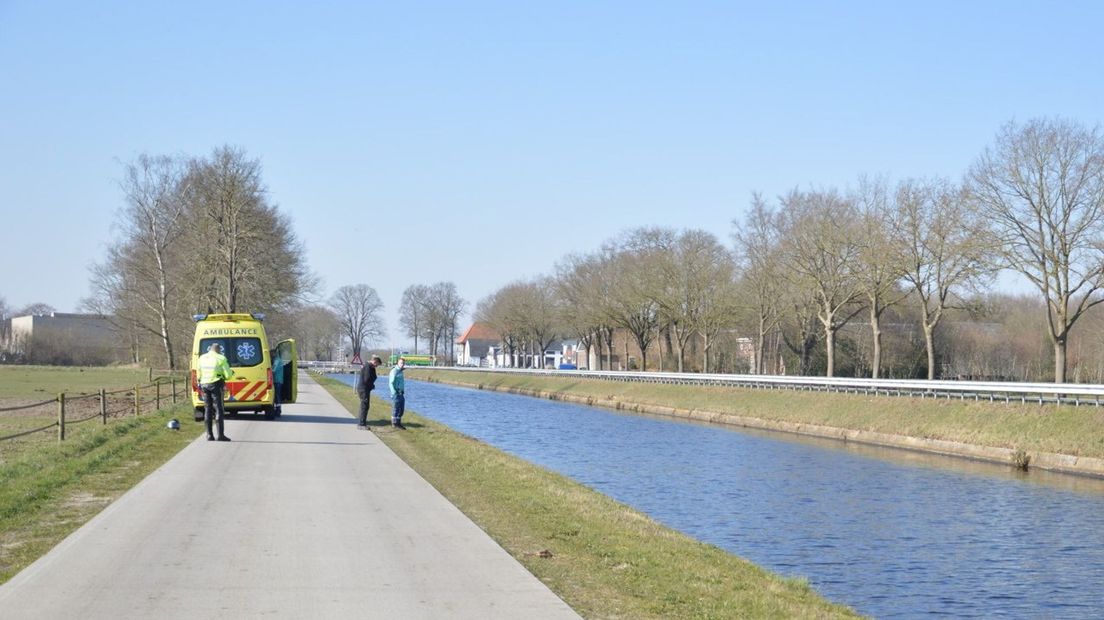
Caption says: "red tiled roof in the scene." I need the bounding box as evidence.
[457,322,500,343]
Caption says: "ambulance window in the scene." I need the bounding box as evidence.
[200,337,264,367]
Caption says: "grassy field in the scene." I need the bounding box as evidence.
[0,366,201,584]
[412,369,1104,460]
[0,365,168,400]
[316,374,860,619]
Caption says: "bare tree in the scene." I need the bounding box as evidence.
[476,279,556,368]
[853,177,908,378]
[894,178,992,380]
[0,296,11,347]
[87,155,190,368]
[602,229,671,371]
[970,118,1104,383]
[779,288,821,375]
[555,254,599,368]
[555,253,618,370]
[777,189,864,377]
[331,284,386,361]
[289,304,343,361]
[697,258,739,374]
[185,146,315,315]
[734,193,783,374]
[16,302,57,316]
[519,278,560,368]
[654,229,733,372]
[423,282,467,363]
[402,282,467,361]
[399,284,430,354]
[587,256,621,369]
[476,283,527,367]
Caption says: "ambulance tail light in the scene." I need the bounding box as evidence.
[266,368,273,391]
[191,370,200,394]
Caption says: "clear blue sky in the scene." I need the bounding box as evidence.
[2,1,1101,346]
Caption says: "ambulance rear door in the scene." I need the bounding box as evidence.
[275,339,297,404]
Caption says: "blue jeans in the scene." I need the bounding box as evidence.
[392,391,405,423]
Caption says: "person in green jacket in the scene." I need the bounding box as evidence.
[198,342,234,442]
[388,357,406,430]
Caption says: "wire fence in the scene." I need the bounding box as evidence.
[0,372,191,444]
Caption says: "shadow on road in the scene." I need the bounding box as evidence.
[232,440,372,446]
[276,414,357,425]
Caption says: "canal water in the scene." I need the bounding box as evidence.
[334,375,1104,618]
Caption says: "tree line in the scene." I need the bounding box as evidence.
[476,117,1104,383]
[8,116,1102,380]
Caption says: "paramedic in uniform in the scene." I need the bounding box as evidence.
[198,342,234,442]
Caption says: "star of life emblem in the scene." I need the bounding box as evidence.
[237,341,257,362]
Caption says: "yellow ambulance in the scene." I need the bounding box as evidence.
[189,313,297,421]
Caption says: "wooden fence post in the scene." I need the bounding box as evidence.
[100,388,107,424]
[57,393,65,441]
[171,378,177,404]
[156,381,161,410]
[148,367,153,383]
[134,386,140,417]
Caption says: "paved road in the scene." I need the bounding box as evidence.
[0,374,580,619]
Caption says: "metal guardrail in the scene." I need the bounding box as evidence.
[300,361,357,373]
[416,366,1104,406]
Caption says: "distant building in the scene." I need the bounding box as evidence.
[2,312,125,364]
[455,323,756,373]
[455,322,501,367]
[532,339,580,369]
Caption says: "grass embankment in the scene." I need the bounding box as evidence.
[0,366,200,583]
[413,369,1104,461]
[315,374,859,619]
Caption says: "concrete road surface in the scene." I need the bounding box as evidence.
[0,373,580,619]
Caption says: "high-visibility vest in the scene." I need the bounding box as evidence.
[198,351,234,384]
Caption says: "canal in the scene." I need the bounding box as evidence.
[334,375,1104,618]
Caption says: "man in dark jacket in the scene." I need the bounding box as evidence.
[355,356,382,429]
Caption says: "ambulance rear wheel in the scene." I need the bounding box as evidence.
[194,408,204,422]
[263,406,276,420]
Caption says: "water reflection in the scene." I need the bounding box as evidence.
[333,375,1104,619]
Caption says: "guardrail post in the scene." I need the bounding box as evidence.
[134,386,140,416]
[100,388,107,424]
[57,393,65,442]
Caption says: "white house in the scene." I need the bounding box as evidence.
[455,322,501,367]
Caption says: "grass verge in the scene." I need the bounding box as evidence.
[315,374,859,619]
[412,369,1104,461]
[0,406,201,583]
